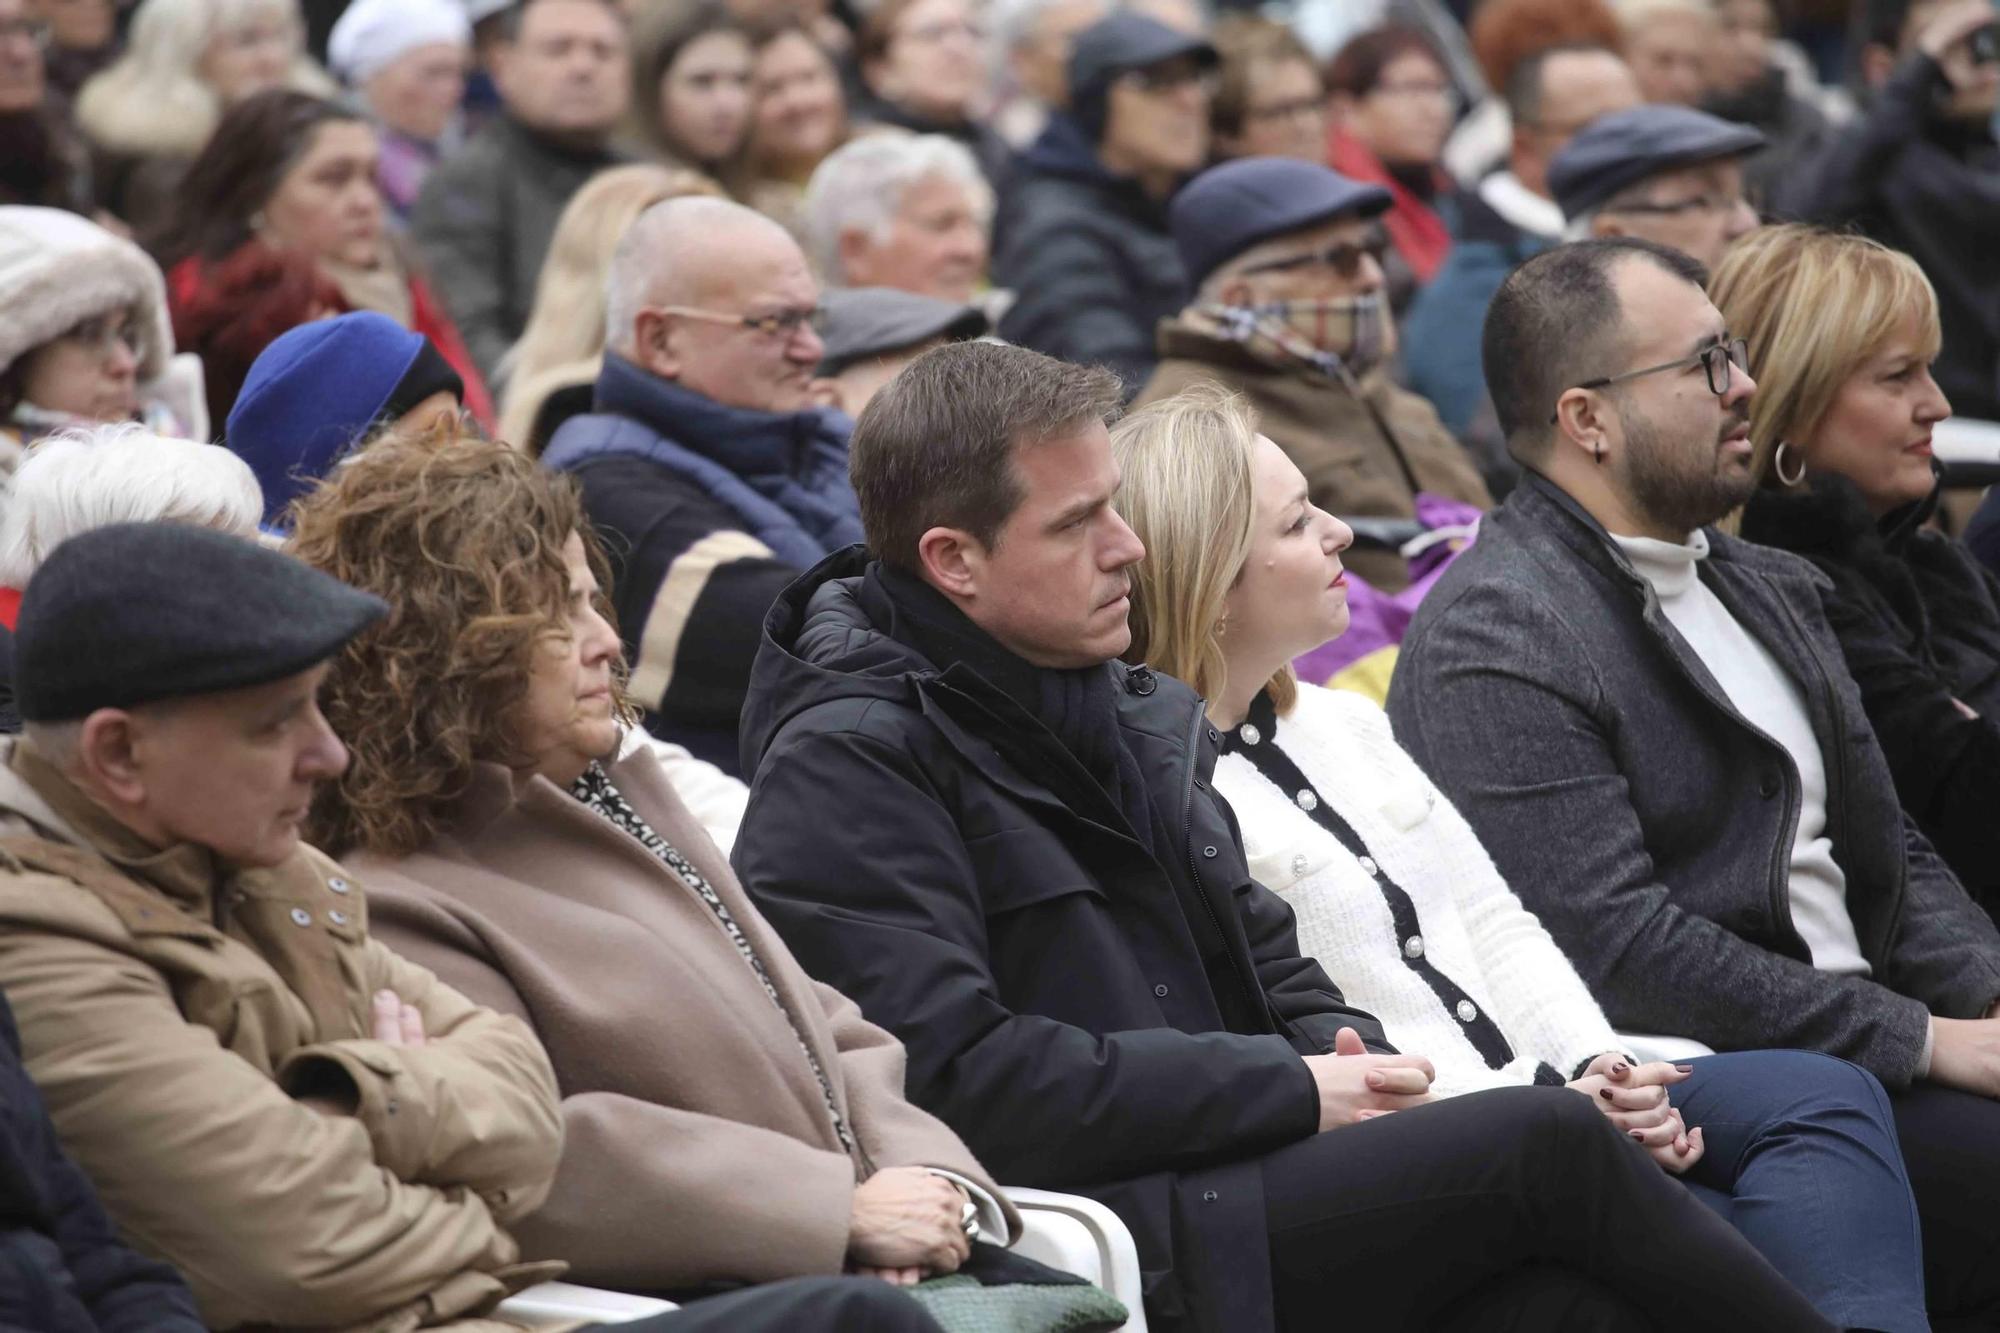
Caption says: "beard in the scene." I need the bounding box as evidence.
[1617,402,1757,536]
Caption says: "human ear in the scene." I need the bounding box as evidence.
[916,526,982,600]
[836,226,875,283]
[75,710,150,809]
[1553,389,1611,464]
[633,309,683,380]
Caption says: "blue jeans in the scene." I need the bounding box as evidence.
[1672,1050,1926,1333]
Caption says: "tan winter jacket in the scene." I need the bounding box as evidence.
[351,743,1018,1292]
[0,739,566,1331]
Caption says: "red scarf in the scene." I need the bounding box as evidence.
[1326,126,1452,285]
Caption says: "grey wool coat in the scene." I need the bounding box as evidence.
[1387,471,2000,1087]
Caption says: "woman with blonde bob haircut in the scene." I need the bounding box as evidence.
[1717,223,2000,926]
[288,420,1018,1302]
[498,163,724,455]
[1113,385,1933,1333]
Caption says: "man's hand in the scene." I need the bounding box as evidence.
[371,989,427,1047]
[1918,0,2000,98]
[847,1167,970,1281]
[1302,1027,1436,1131]
[1568,1056,1703,1174]
[1929,1016,2000,1098]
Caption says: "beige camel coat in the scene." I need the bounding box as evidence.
[353,743,1016,1294]
[0,739,566,1332]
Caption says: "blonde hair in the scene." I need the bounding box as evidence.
[1709,224,1942,506]
[1111,384,1297,715]
[498,163,724,452]
[76,0,333,159]
[0,424,263,586]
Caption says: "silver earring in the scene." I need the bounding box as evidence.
[1774,440,1806,487]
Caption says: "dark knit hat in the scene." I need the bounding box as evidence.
[15,523,388,722]
[225,312,464,527]
[1065,12,1217,141]
[1170,157,1393,289]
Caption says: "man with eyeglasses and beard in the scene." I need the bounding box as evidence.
[540,195,860,778]
[1391,237,2000,1328]
[1133,156,1492,591]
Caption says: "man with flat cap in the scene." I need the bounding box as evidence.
[1551,104,1767,271]
[814,286,988,418]
[1134,155,1491,591]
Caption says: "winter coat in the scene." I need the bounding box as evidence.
[993,115,1186,396]
[1739,475,2000,923]
[0,986,205,1333]
[1387,472,2000,1088]
[0,739,568,1331]
[353,742,1015,1293]
[733,548,1393,1333]
[1134,323,1491,591]
[1219,683,1622,1099]
[543,355,861,775]
[1773,54,2000,421]
[411,117,624,383]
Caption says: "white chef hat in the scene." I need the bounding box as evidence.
[329,0,473,87]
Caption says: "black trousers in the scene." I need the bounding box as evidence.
[1894,1082,2000,1331]
[609,1276,944,1333]
[1261,1085,1831,1332]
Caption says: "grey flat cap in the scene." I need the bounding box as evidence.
[1550,104,1767,221]
[818,288,990,377]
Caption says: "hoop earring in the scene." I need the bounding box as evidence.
[1774,441,1806,487]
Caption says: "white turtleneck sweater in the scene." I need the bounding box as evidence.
[1611,532,1871,977]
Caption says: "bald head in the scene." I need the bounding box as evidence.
[604,197,807,354]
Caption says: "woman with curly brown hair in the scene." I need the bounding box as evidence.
[289,422,1025,1303]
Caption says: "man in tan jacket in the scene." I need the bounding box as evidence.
[1134,156,1491,591]
[0,522,571,1331]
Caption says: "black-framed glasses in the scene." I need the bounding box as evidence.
[1549,337,1748,424]
[1237,232,1389,281]
[657,304,828,339]
[1119,60,1218,96]
[1599,193,1748,218]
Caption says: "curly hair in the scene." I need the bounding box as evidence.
[287,420,632,857]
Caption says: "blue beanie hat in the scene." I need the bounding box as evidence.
[226,312,463,527]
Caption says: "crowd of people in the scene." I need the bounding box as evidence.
[1,0,1999,1329]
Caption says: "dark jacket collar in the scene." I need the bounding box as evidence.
[1019,114,1174,221]
[495,112,621,166]
[591,352,848,480]
[1738,471,1940,561]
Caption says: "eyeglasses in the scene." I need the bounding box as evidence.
[1236,232,1389,280]
[656,305,828,339]
[1600,193,1749,218]
[1120,61,1217,96]
[898,18,984,45]
[1370,79,1456,106]
[0,16,50,47]
[1243,94,1325,124]
[1549,337,1749,424]
[59,313,140,359]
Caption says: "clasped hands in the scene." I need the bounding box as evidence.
[1304,1029,1703,1174]
[847,1166,972,1288]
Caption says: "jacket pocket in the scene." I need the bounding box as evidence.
[964,828,1108,916]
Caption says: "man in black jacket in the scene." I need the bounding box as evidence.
[734,339,1830,1333]
[1391,236,2000,1326]
[0,987,206,1332]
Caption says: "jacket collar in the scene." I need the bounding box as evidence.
[1738,470,1940,560]
[592,353,845,481]
[4,739,225,921]
[1020,114,1175,220]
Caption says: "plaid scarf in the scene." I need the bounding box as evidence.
[1175,294,1388,385]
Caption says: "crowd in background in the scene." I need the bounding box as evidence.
[2,0,2000,1329]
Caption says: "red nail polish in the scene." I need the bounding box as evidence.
[1629,1130,1646,1141]
[1599,1088,1615,1101]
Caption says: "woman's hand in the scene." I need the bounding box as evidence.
[1568,1056,1705,1174]
[847,1167,971,1283]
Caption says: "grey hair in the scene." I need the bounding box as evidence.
[0,424,265,586]
[801,133,995,284]
[602,195,795,353]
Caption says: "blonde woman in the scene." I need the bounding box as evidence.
[498,163,723,454]
[74,0,333,236]
[1716,224,2000,927]
[1112,384,1930,1332]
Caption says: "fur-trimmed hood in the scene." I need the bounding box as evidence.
[0,206,174,381]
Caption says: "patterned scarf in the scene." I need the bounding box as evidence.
[1175,294,1389,385]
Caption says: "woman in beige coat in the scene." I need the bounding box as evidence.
[289,423,1018,1298]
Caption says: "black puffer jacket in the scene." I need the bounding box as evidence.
[993,115,1187,396]
[0,988,203,1332]
[1740,474,2000,924]
[733,548,1389,1333]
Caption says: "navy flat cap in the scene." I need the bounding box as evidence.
[1067,12,1217,116]
[15,522,388,722]
[817,287,989,377]
[1550,104,1766,221]
[1171,157,1393,289]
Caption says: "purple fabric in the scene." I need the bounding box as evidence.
[1293,494,1483,686]
[376,129,439,222]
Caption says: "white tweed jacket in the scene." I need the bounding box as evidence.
[1216,682,1622,1097]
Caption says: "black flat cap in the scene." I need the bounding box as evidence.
[1067,12,1217,122]
[1550,104,1766,221]
[818,287,989,377]
[15,522,388,722]
[1171,157,1393,289]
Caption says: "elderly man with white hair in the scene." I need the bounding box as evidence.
[803,133,994,306]
[540,195,861,777]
